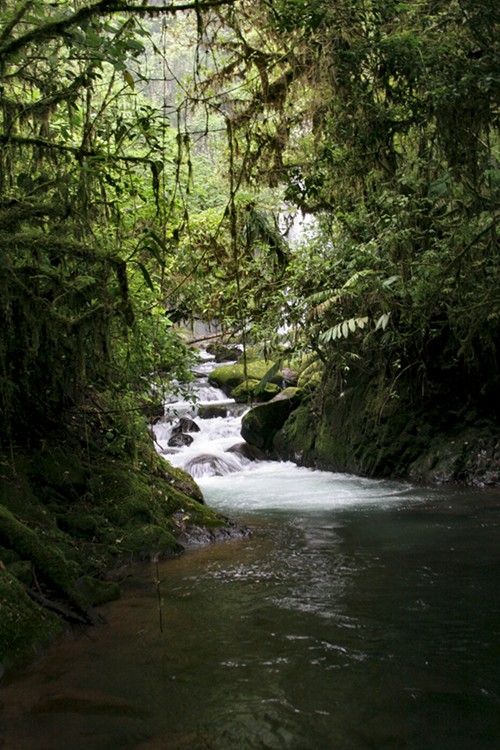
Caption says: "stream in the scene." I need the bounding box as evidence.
[1,354,500,749]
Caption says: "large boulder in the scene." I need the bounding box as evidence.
[208,361,282,397]
[240,388,302,452]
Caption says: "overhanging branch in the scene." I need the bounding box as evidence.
[0,0,236,60]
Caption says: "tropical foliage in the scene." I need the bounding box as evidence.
[197,0,500,416]
[1,0,499,443]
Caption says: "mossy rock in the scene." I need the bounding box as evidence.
[273,400,317,463]
[232,379,281,403]
[208,361,282,397]
[297,360,324,390]
[0,387,235,675]
[206,343,241,362]
[0,569,63,677]
[120,524,184,559]
[241,388,303,452]
[0,505,81,605]
[72,576,121,608]
[198,404,228,419]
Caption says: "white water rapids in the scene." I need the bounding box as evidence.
[153,352,427,515]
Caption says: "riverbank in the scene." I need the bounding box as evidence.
[0,391,237,680]
[210,355,500,488]
[272,386,500,487]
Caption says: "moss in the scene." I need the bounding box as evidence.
[72,576,121,608]
[119,524,183,559]
[273,400,317,462]
[232,379,280,403]
[208,360,282,397]
[296,358,324,390]
[0,387,234,676]
[241,389,303,452]
[0,570,63,677]
[274,363,500,486]
[0,505,81,603]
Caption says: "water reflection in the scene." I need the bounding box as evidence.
[1,487,500,750]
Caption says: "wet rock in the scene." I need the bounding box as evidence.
[171,417,200,434]
[168,433,194,448]
[184,453,240,477]
[227,442,267,462]
[241,388,302,452]
[73,576,121,608]
[232,379,280,403]
[208,361,282,397]
[198,404,228,419]
[206,343,241,362]
[177,521,251,546]
[281,367,298,386]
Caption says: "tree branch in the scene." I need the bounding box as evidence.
[0,133,158,166]
[0,0,235,60]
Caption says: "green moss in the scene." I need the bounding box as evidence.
[273,401,317,461]
[241,389,303,452]
[208,360,282,397]
[0,570,63,676]
[119,524,184,559]
[0,505,80,602]
[232,379,280,403]
[72,576,121,608]
[0,388,233,676]
[296,358,324,390]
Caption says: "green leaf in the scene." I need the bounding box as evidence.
[254,362,280,394]
[124,70,135,90]
[136,262,154,291]
[382,275,400,288]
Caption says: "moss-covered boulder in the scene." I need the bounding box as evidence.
[232,379,281,404]
[208,360,282,397]
[274,365,500,486]
[240,388,303,452]
[297,359,324,390]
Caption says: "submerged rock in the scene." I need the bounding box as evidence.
[227,442,267,462]
[185,453,241,477]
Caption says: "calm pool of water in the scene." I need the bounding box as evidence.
[1,469,500,750]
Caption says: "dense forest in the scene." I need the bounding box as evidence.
[1,0,499,673]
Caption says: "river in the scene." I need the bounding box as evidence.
[1,355,499,750]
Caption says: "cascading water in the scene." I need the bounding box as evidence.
[153,351,429,514]
[153,352,264,480]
